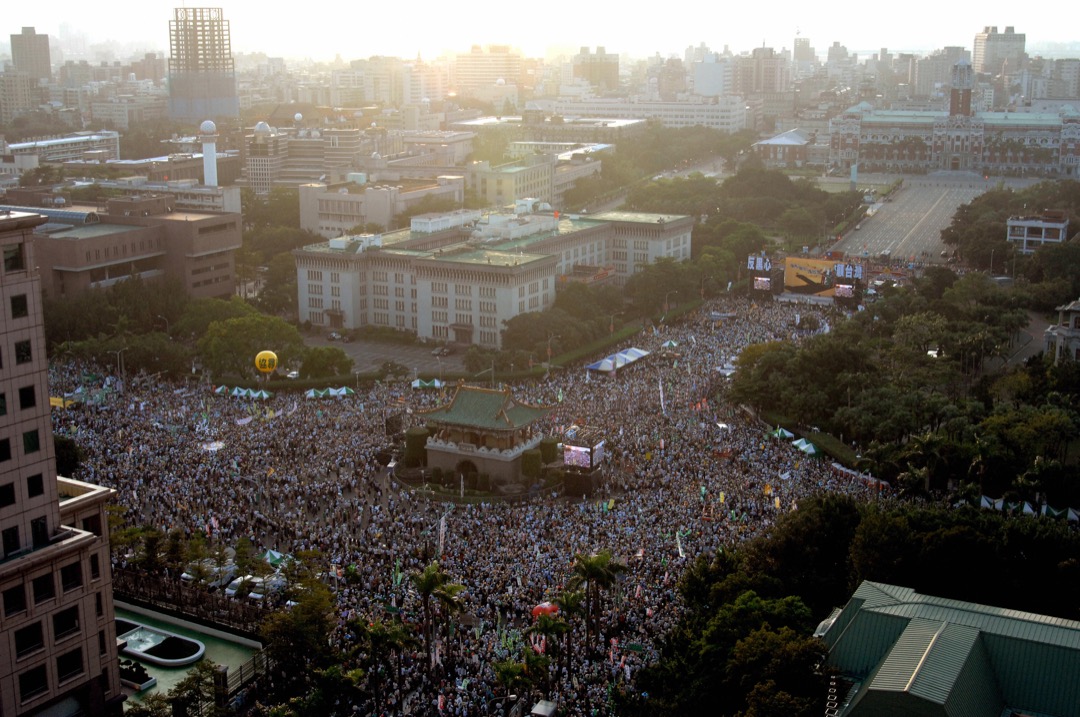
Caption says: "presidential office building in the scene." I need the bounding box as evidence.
[829,61,1080,176]
[293,205,692,348]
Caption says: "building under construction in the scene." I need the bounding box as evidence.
[167,7,239,121]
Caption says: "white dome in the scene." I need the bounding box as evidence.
[495,78,506,86]
[294,112,303,122]
[199,119,217,134]
[254,121,271,135]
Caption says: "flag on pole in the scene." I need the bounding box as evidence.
[659,378,666,415]
[676,533,685,558]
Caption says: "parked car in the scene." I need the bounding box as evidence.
[181,560,237,590]
[224,575,256,599]
[328,332,342,341]
[248,573,288,604]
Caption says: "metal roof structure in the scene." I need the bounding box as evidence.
[419,384,550,431]
[821,581,1080,717]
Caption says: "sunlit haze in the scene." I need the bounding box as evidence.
[7,1,1076,62]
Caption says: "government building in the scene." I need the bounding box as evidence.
[829,61,1080,176]
[293,203,692,348]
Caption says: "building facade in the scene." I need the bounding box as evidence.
[293,207,693,348]
[0,210,123,716]
[298,176,466,238]
[1007,210,1070,254]
[0,195,241,300]
[572,47,619,92]
[973,26,1026,75]
[10,28,51,83]
[1045,298,1080,364]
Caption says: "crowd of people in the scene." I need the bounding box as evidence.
[50,295,888,716]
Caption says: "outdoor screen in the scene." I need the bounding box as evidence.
[592,440,606,465]
[753,276,771,291]
[564,445,592,469]
[834,284,854,298]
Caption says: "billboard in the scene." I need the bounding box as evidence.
[783,258,864,297]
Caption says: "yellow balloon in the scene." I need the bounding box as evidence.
[255,350,278,374]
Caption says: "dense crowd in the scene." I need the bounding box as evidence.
[50,295,887,716]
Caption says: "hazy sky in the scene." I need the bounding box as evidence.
[8,2,1073,62]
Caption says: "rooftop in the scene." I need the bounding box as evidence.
[420,384,551,430]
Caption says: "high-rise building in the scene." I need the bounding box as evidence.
[167,7,239,120]
[572,47,619,92]
[0,210,123,716]
[973,26,1026,75]
[950,60,974,116]
[10,28,51,84]
[453,45,522,97]
[0,73,35,125]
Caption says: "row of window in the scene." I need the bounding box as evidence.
[0,471,44,508]
[2,557,100,617]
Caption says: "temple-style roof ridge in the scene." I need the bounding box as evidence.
[420,383,552,430]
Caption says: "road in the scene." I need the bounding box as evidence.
[828,172,1039,265]
[306,334,467,381]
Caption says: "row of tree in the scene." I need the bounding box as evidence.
[730,268,1080,506]
[615,494,1080,716]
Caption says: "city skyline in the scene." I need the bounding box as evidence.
[7,1,1076,64]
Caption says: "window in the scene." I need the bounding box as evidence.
[32,573,54,603]
[4,584,26,615]
[11,294,28,318]
[19,386,35,410]
[53,606,80,639]
[56,647,83,683]
[0,481,14,507]
[23,430,40,454]
[90,553,100,580]
[3,526,19,556]
[95,591,103,617]
[15,340,31,365]
[98,630,107,656]
[19,664,48,701]
[31,517,47,547]
[4,243,25,272]
[60,562,83,592]
[27,474,43,498]
[81,514,101,536]
[15,622,44,658]
[0,392,5,415]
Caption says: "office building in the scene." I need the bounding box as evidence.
[167,7,240,120]
[293,205,692,346]
[453,45,522,97]
[9,28,51,84]
[0,72,35,125]
[0,210,123,716]
[0,193,241,300]
[572,47,619,92]
[973,25,1026,75]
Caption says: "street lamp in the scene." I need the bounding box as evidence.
[700,275,715,300]
[664,290,678,314]
[156,314,170,335]
[607,312,623,335]
[989,248,995,274]
[546,333,561,366]
[107,348,128,392]
[436,356,443,384]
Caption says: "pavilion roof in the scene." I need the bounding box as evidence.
[420,384,551,430]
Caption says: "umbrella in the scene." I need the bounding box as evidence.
[531,602,559,618]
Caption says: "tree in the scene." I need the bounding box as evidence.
[553,587,585,684]
[261,582,336,698]
[569,550,627,650]
[197,313,305,381]
[168,659,222,716]
[300,346,353,379]
[410,561,451,673]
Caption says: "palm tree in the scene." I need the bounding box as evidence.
[410,560,450,673]
[553,587,585,685]
[433,580,466,674]
[527,612,568,694]
[569,550,627,652]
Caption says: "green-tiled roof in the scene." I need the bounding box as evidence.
[420,385,550,430]
[825,582,1080,717]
